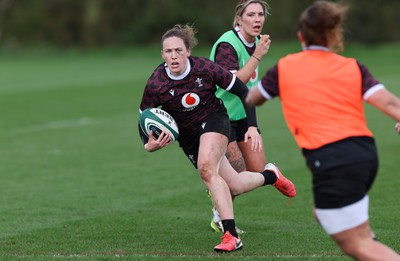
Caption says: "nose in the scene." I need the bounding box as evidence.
[171,50,178,59]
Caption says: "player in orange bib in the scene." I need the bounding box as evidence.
[246,1,400,260]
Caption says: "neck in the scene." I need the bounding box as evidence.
[235,26,256,46]
[165,58,191,80]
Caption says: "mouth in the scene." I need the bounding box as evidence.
[170,61,179,69]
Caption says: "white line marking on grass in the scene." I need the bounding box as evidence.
[0,117,97,137]
[24,117,94,132]
[4,252,346,259]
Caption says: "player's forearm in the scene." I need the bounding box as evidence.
[367,88,400,122]
[235,57,259,84]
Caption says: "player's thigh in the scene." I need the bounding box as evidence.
[330,220,373,253]
[237,139,266,172]
[198,110,230,170]
[198,132,228,171]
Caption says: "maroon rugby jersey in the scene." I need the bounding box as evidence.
[139,56,235,134]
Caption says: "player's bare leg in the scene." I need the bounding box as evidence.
[226,141,246,173]
[238,137,266,172]
[198,135,238,219]
[197,132,242,252]
[210,141,246,233]
[332,221,400,260]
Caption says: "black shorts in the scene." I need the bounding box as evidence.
[230,118,260,142]
[303,136,378,209]
[179,111,231,169]
[312,159,378,209]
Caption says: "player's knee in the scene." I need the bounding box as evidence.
[197,161,214,182]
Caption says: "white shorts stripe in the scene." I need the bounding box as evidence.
[315,195,369,235]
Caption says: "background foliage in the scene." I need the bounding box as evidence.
[0,0,400,48]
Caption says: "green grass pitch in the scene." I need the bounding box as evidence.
[0,43,399,260]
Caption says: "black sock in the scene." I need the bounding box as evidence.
[221,219,238,238]
[260,170,277,185]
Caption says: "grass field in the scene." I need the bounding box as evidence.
[0,42,399,260]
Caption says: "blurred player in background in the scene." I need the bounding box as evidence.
[138,24,296,252]
[209,0,295,233]
[246,1,400,260]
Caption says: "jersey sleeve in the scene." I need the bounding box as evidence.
[139,74,161,111]
[258,65,279,99]
[138,75,161,145]
[211,61,236,89]
[357,61,384,100]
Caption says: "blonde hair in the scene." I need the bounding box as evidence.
[233,0,270,27]
[298,1,348,52]
[161,24,198,50]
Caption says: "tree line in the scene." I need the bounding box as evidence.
[0,0,399,48]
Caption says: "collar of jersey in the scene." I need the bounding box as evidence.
[303,45,329,52]
[165,58,191,80]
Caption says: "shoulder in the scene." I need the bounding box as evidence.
[212,30,241,50]
[146,62,168,89]
[149,62,166,77]
[279,51,307,61]
[217,42,236,53]
[190,56,221,73]
[216,29,237,42]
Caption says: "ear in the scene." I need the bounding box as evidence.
[235,15,241,27]
[297,31,303,42]
[161,49,164,59]
[297,31,306,49]
[187,49,191,57]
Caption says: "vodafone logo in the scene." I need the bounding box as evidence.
[182,93,200,109]
[250,70,258,82]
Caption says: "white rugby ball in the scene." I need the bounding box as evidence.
[139,108,179,142]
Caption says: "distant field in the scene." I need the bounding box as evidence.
[0,43,399,260]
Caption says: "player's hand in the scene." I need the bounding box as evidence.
[144,130,172,152]
[253,34,271,60]
[395,122,400,134]
[244,126,263,152]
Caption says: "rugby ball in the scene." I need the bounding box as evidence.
[139,108,179,142]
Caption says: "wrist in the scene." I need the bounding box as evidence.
[252,55,261,62]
